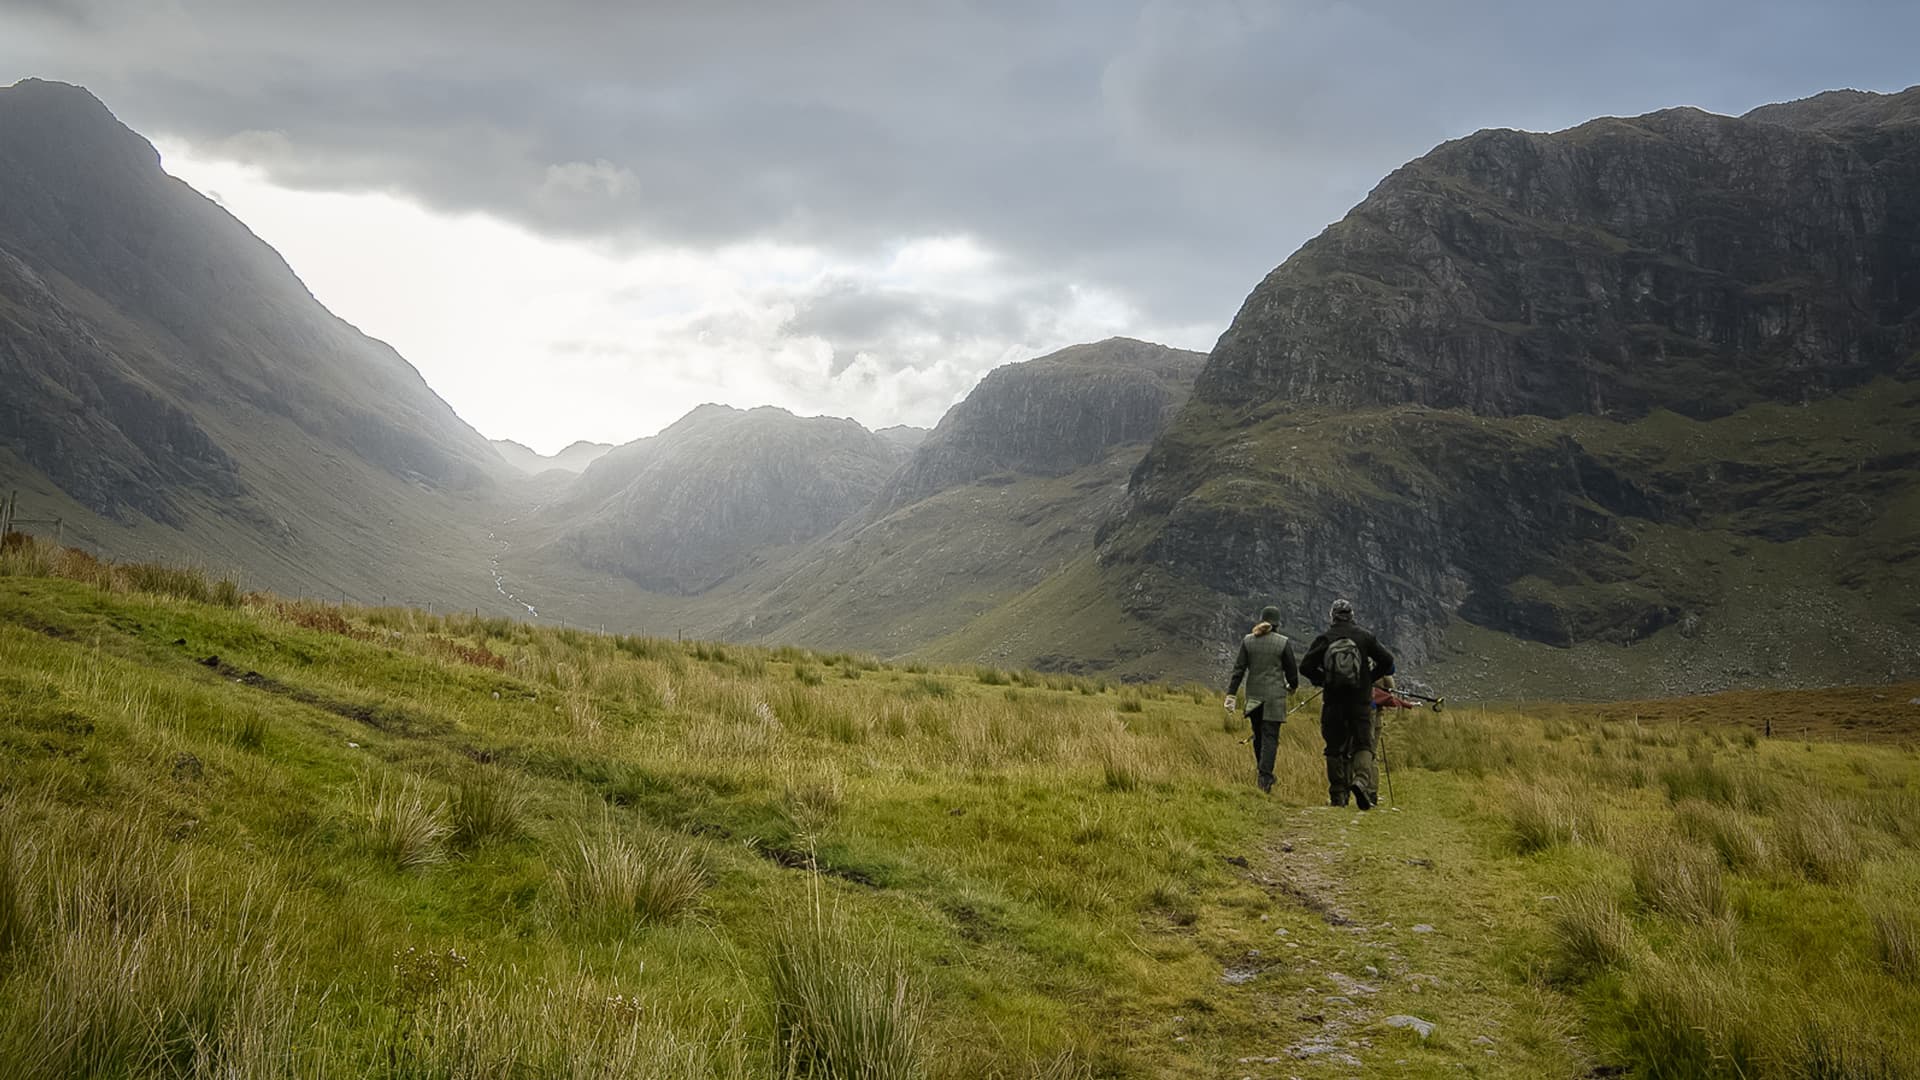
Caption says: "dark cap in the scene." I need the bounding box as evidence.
[1330,598,1355,620]
[1259,605,1282,625]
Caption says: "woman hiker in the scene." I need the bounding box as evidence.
[1224,605,1299,794]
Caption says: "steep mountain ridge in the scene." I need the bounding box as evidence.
[726,339,1208,654]
[0,78,510,606]
[546,405,905,595]
[878,338,1205,511]
[1102,86,1920,689]
[491,438,613,475]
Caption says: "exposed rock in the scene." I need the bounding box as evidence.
[1384,1015,1435,1040]
[879,337,1205,511]
[1103,85,1920,680]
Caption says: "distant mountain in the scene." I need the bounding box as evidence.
[875,425,929,452]
[0,78,508,605]
[490,438,613,475]
[723,339,1205,655]
[547,405,902,594]
[1098,86,1920,693]
[878,338,1205,511]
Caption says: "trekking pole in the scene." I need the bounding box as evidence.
[1238,688,1321,744]
[1379,715,1396,807]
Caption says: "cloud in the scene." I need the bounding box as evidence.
[6,0,1919,447]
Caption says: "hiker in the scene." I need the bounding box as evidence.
[1224,605,1299,794]
[1300,599,1395,809]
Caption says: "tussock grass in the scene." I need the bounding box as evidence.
[770,889,924,1080]
[1869,900,1919,983]
[1674,799,1769,873]
[450,768,528,849]
[1505,778,1595,853]
[1629,835,1729,922]
[1775,795,1865,884]
[1658,748,1773,809]
[1617,956,1764,1079]
[1097,729,1149,792]
[390,965,750,1079]
[554,828,706,934]
[1548,886,1636,981]
[357,772,453,871]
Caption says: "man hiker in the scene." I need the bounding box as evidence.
[1225,605,1299,794]
[1300,599,1396,809]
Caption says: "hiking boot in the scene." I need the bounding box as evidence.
[1352,786,1375,811]
[1329,793,1349,807]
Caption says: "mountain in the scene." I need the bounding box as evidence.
[1097,86,1920,693]
[0,78,512,606]
[544,405,905,595]
[875,425,929,452]
[490,438,613,475]
[878,338,1205,511]
[726,339,1206,656]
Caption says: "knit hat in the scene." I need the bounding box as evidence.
[1330,598,1354,620]
[1259,605,1282,625]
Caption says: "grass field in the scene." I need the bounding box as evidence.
[1,533,1916,1078]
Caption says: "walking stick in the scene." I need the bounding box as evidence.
[1238,688,1321,743]
[1378,713,1396,807]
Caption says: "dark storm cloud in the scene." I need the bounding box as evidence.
[5,0,1920,331]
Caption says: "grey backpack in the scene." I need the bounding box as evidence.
[1325,637,1366,689]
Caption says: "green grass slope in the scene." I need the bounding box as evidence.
[2,536,1917,1078]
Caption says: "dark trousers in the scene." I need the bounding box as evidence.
[1321,701,1378,806]
[1247,703,1281,793]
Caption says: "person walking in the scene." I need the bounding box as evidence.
[1225,605,1299,794]
[1300,599,1396,809]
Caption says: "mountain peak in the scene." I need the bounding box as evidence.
[878,338,1205,510]
[0,78,159,171]
[1743,84,1920,130]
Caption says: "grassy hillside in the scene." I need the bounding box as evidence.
[1,535,1917,1078]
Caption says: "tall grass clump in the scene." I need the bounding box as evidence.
[1658,749,1771,809]
[357,772,452,871]
[770,889,924,1080]
[1615,957,1763,1079]
[1547,886,1636,982]
[1628,835,1728,923]
[1673,799,1769,873]
[389,966,750,1079]
[450,769,529,849]
[554,828,705,934]
[1505,780,1593,853]
[1097,730,1148,792]
[1868,900,1919,983]
[0,815,300,1080]
[1774,796,1864,885]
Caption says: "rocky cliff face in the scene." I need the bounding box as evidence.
[554,405,903,594]
[879,338,1206,510]
[1106,88,1920,679]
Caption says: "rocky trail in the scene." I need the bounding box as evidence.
[1202,799,1560,1079]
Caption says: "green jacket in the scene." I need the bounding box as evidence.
[1228,631,1299,716]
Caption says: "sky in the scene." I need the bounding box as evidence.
[4,1,1918,453]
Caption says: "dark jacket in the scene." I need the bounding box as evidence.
[1301,618,1395,728]
[1228,631,1298,715]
